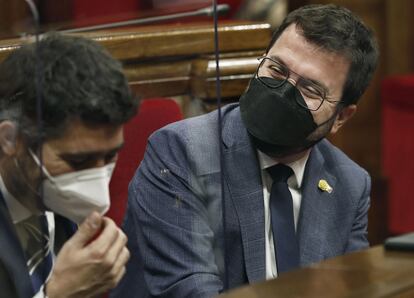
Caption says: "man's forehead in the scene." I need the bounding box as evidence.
[59,118,123,137]
[44,119,124,154]
[269,25,327,58]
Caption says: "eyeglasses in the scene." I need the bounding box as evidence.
[256,57,341,111]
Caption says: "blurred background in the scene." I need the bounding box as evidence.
[0,0,413,244]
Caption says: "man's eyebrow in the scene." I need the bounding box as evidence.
[59,143,124,159]
[268,54,329,94]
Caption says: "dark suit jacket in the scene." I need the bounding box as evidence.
[112,104,371,298]
[0,192,76,298]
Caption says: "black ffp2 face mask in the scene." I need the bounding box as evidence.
[240,77,320,156]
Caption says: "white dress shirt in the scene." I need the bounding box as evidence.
[0,174,55,298]
[257,150,310,280]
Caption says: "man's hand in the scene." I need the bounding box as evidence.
[46,212,130,298]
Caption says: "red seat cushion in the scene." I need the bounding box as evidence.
[381,75,414,234]
[107,98,183,226]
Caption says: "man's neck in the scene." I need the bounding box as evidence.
[268,148,311,164]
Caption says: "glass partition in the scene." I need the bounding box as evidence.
[0,1,286,296]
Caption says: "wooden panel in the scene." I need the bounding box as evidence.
[124,60,191,97]
[385,0,414,75]
[0,22,271,60]
[109,22,269,98]
[0,38,21,59]
[368,177,389,245]
[0,22,271,102]
[81,22,271,60]
[129,78,189,98]
[0,0,30,36]
[191,53,260,99]
[220,246,414,298]
[193,74,250,100]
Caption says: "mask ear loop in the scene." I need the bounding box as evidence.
[28,148,53,181]
[23,0,44,199]
[212,0,229,291]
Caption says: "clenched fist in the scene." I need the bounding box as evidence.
[46,212,130,298]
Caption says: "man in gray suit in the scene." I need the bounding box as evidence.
[113,4,379,298]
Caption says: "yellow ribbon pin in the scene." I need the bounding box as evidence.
[318,179,333,193]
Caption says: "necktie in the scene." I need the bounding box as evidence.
[15,214,53,293]
[267,164,300,273]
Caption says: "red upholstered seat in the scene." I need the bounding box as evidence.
[381,75,414,234]
[107,98,183,226]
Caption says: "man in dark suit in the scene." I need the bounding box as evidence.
[113,4,379,298]
[0,33,138,297]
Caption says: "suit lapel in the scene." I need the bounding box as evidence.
[0,192,34,298]
[222,105,266,283]
[297,143,339,266]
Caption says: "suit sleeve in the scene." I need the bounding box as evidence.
[345,171,371,252]
[120,132,223,298]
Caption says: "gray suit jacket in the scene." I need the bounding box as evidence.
[112,104,370,298]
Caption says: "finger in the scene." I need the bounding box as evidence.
[102,229,127,266]
[86,217,119,257]
[90,265,127,295]
[69,212,103,248]
[109,247,130,278]
[109,266,127,289]
[89,249,129,295]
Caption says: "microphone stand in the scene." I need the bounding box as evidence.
[62,4,230,33]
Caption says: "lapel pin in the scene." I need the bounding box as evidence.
[318,179,333,193]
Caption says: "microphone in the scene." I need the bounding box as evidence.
[62,4,230,33]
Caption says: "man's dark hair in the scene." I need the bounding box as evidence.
[0,32,139,143]
[266,4,379,106]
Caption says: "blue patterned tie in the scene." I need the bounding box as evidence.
[16,214,53,293]
[267,164,300,274]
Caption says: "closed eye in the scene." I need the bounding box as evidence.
[267,62,287,80]
[60,144,123,170]
[298,79,325,99]
[63,155,97,170]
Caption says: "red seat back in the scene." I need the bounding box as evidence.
[381,75,414,234]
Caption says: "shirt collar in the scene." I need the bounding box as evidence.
[0,174,32,223]
[257,149,310,188]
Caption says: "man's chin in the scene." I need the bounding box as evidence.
[249,132,324,161]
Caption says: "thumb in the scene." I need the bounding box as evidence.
[70,211,103,248]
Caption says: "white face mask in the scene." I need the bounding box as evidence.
[29,149,115,224]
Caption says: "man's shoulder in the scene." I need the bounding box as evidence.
[149,103,238,145]
[316,139,368,176]
[145,104,240,175]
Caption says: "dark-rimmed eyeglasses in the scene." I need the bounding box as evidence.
[256,57,341,111]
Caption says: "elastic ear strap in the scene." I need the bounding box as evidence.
[28,148,53,180]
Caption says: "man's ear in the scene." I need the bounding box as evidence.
[0,121,18,156]
[330,104,357,134]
